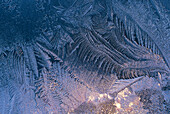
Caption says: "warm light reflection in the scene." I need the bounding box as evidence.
[118,88,131,98]
[129,102,133,107]
[99,94,104,98]
[88,96,95,101]
[113,87,148,113]
[87,87,148,113]
[87,93,113,104]
[115,102,121,109]
[107,94,112,99]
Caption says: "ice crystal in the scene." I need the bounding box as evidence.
[0,0,169,114]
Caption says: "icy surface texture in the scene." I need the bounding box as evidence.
[0,0,169,114]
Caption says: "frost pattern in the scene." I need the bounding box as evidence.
[0,0,169,114]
